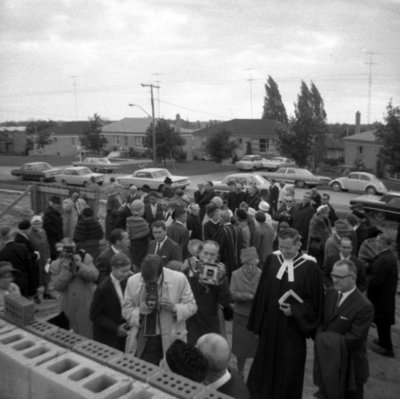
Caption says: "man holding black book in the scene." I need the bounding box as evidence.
[247,228,323,399]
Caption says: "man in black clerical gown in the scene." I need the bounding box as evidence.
[247,227,323,399]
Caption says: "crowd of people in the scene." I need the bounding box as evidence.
[0,177,399,399]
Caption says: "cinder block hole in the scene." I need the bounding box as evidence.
[0,334,24,344]
[68,367,95,381]
[24,346,50,359]
[48,358,79,374]
[83,375,117,393]
[12,340,35,351]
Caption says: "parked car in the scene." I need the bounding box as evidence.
[212,173,271,194]
[329,171,387,195]
[11,162,62,182]
[235,155,264,171]
[260,167,330,188]
[72,157,121,173]
[116,168,190,191]
[350,192,400,221]
[55,167,105,186]
[261,156,296,171]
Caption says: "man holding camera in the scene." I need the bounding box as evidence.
[90,253,132,351]
[50,238,99,338]
[184,240,232,345]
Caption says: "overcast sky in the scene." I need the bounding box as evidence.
[1,0,399,124]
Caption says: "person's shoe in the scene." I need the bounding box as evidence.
[43,293,57,300]
[371,345,395,358]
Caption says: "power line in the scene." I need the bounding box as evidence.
[159,99,230,119]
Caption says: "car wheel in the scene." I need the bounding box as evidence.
[158,184,164,192]
[374,211,385,221]
[331,182,342,192]
[366,186,377,195]
[295,180,305,188]
[83,181,89,187]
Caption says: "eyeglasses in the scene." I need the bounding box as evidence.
[330,273,353,280]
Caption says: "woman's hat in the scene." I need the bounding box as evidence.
[240,246,259,264]
[0,261,19,277]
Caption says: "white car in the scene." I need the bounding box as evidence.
[329,171,387,195]
[116,168,190,191]
[261,156,296,171]
[235,155,264,171]
[72,157,121,173]
[55,167,105,187]
[212,173,271,193]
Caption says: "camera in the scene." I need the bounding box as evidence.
[199,263,220,286]
[60,244,86,272]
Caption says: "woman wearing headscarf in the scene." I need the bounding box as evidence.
[230,247,261,379]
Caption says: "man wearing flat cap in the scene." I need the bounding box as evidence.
[324,219,353,260]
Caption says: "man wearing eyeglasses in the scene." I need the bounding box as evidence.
[314,259,374,399]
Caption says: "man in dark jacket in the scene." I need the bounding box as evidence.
[292,191,315,251]
[368,233,398,357]
[0,226,33,297]
[90,253,131,351]
[268,179,280,217]
[43,196,63,260]
[245,185,260,210]
[314,259,374,399]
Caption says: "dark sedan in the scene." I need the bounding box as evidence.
[349,192,400,222]
[11,162,62,182]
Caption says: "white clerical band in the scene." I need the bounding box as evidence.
[276,260,295,282]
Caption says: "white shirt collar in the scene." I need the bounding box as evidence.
[207,369,231,391]
[338,286,357,306]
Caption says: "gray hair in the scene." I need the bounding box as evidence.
[195,333,230,373]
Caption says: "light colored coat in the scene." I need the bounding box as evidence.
[122,267,197,356]
[50,253,98,338]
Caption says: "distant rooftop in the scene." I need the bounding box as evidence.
[343,130,378,142]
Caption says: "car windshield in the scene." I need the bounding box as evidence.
[298,169,313,176]
[152,169,170,178]
[97,158,109,163]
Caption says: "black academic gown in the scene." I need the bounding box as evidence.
[247,252,323,399]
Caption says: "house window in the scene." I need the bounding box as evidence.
[135,136,143,147]
[358,146,363,154]
[259,138,270,152]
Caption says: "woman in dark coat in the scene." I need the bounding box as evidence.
[307,205,331,266]
[74,208,104,260]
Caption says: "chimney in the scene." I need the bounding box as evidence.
[355,111,361,135]
[175,113,181,133]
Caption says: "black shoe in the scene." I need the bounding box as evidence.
[43,293,57,300]
[372,338,381,346]
[371,345,395,358]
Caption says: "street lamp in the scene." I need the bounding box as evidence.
[128,102,156,165]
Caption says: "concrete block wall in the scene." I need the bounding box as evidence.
[73,339,123,365]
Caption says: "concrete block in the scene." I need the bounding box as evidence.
[0,318,16,335]
[24,319,59,338]
[194,388,236,399]
[148,370,204,399]
[118,381,177,399]
[0,329,67,399]
[44,327,87,349]
[108,353,160,382]
[73,339,122,365]
[4,293,35,326]
[31,351,134,399]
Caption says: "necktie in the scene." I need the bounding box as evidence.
[120,279,127,294]
[155,242,160,254]
[336,291,343,309]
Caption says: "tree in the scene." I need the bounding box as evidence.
[144,119,186,165]
[375,101,400,175]
[79,113,107,153]
[262,76,288,123]
[25,120,55,151]
[276,81,327,169]
[204,129,238,163]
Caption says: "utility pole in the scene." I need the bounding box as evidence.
[70,75,79,120]
[141,83,160,165]
[151,73,162,118]
[245,68,255,118]
[364,51,376,124]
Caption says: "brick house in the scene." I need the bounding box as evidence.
[192,119,283,159]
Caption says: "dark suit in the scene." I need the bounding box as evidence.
[269,184,280,215]
[167,222,190,258]
[115,205,133,229]
[218,368,250,399]
[90,276,126,351]
[143,203,164,226]
[95,247,118,284]
[314,288,374,399]
[0,241,33,296]
[367,248,398,351]
[355,223,368,255]
[147,237,182,265]
[43,205,63,259]
[323,255,368,292]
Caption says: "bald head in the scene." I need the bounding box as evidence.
[195,333,230,373]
